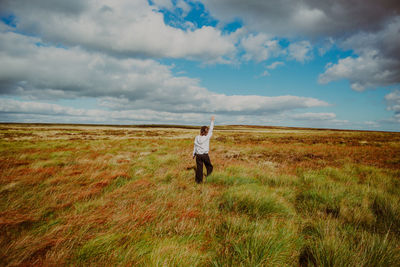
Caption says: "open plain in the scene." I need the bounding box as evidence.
[1,123,399,266]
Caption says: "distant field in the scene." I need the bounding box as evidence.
[1,124,399,266]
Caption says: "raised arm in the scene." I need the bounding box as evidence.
[207,116,215,138]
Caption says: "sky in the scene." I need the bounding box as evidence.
[0,0,399,131]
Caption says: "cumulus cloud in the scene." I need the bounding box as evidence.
[202,0,400,90]
[150,0,174,10]
[0,30,329,118]
[319,17,400,91]
[0,98,205,124]
[260,61,285,77]
[150,0,191,18]
[288,41,313,63]
[319,50,399,91]
[202,0,400,37]
[239,34,316,67]
[0,31,198,104]
[0,0,237,63]
[240,33,282,62]
[207,94,328,115]
[240,35,312,64]
[385,90,400,114]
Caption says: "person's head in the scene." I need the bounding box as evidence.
[200,126,209,136]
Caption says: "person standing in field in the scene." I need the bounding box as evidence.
[193,116,215,183]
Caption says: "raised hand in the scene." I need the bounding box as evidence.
[211,116,215,121]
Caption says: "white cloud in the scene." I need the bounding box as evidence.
[0,98,205,124]
[208,94,328,114]
[395,114,400,123]
[285,112,351,129]
[151,0,191,17]
[319,17,400,91]
[0,30,329,118]
[150,0,174,10]
[201,0,400,91]
[318,37,334,56]
[289,112,336,121]
[367,90,400,127]
[385,90,400,114]
[319,50,399,91]
[266,61,284,70]
[176,0,191,16]
[241,33,282,62]
[0,98,330,126]
[288,41,313,63]
[0,0,237,63]
[259,61,285,77]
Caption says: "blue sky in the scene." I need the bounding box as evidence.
[0,0,399,131]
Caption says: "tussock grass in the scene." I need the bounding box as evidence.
[370,192,400,235]
[258,173,298,187]
[295,184,345,218]
[299,220,400,267]
[221,184,293,217]
[207,172,258,186]
[147,237,208,267]
[0,124,399,266]
[213,216,299,266]
[74,233,127,263]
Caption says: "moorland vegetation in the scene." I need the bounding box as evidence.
[1,124,399,266]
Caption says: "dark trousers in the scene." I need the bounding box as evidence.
[195,154,213,183]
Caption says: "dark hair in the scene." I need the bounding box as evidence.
[200,126,209,136]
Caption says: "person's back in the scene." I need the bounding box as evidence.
[194,127,213,154]
[193,116,215,183]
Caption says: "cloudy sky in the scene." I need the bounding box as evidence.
[0,0,399,131]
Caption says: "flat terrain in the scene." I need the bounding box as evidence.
[1,124,400,266]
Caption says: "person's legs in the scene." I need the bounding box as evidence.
[204,154,213,176]
[195,154,204,183]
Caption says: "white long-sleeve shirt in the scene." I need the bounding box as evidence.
[193,120,214,156]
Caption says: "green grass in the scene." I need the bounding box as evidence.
[75,233,127,263]
[213,217,299,266]
[299,221,400,267]
[221,184,293,217]
[207,172,258,186]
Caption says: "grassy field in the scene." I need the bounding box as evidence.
[1,123,400,266]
